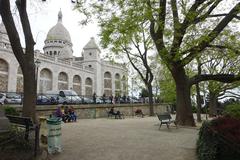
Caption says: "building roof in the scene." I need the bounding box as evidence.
[83,37,101,52]
[45,10,72,43]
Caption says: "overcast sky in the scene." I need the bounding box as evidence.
[28,0,100,57]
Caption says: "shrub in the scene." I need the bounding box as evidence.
[197,121,218,160]
[0,127,32,151]
[197,117,240,160]
[223,104,240,119]
[4,106,19,116]
[192,106,197,113]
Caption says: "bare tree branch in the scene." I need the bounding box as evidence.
[181,2,240,66]
[194,0,222,23]
[148,0,168,62]
[190,74,240,86]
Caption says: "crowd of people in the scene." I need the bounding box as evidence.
[54,106,77,122]
[93,92,130,104]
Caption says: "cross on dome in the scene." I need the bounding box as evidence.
[58,9,62,23]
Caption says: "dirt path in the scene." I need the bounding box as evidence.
[48,117,198,160]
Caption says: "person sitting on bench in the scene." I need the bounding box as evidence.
[135,109,144,117]
[109,107,122,119]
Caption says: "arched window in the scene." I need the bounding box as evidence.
[58,72,68,90]
[115,73,121,95]
[0,59,8,92]
[39,68,53,93]
[85,77,93,96]
[104,72,112,96]
[73,75,81,95]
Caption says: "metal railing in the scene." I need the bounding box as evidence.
[0,91,160,105]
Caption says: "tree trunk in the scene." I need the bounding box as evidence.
[171,66,195,126]
[209,91,218,117]
[195,83,202,122]
[0,0,37,122]
[147,84,154,116]
[22,64,37,122]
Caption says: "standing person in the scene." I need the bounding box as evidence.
[109,94,113,104]
[127,96,130,103]
[123,94,126,103]
[115,95,120,104]
[102,93,106,104]
[93,92,96,104]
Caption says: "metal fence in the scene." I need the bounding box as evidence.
[0,91,159,105]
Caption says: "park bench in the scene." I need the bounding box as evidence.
[106,109,125,119]
[156,113,177,129]
[6,115,40,156]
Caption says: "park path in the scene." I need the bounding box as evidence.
[49,117,198,160]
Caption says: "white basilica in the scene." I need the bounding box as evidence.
[0,11,128,97]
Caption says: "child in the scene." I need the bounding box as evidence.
[69,106,77,122]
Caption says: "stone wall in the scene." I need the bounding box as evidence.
[15,104,168,119]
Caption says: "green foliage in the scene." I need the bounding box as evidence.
[197,121,218,160]
[192,106,197,113]
[159,64,176,103]
[4,106,19,116]
[223,104,240,119]
[140,88,149,97]
[197,118,240,160]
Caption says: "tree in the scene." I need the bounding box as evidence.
[0,0,37,121]
[100,17,156,115]
[198,46,240,116]
[77,0,240,126]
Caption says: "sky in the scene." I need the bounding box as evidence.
[28,0,100,57]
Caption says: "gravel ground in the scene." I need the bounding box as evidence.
[49,116,198,160]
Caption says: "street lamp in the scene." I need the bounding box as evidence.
[35,59,41,93]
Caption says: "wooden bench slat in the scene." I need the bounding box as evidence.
[6,115,34,127]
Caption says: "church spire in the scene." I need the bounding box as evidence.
[58,9,62,23]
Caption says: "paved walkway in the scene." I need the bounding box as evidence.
[49,117,198,160]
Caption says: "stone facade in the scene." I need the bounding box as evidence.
[0,11,128,97]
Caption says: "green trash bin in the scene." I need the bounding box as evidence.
[47,117,62,154]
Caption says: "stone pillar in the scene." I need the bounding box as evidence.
[52,69,58,91]
[7,63,18,92]
[37,66,41,93]
[112,74,115,96]
[68,73,73,90]
[82,76,85,96]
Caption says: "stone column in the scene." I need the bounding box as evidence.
[82,75,85,96]
[7,63,18,92]
[68,73,73,90]
[112,73,115,96]
[52,69,59,91]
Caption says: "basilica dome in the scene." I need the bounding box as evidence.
[43,10,73,58]
[45,10,72,43]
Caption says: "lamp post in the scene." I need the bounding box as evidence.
[35,59,41,94]
[131,77,134,117]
